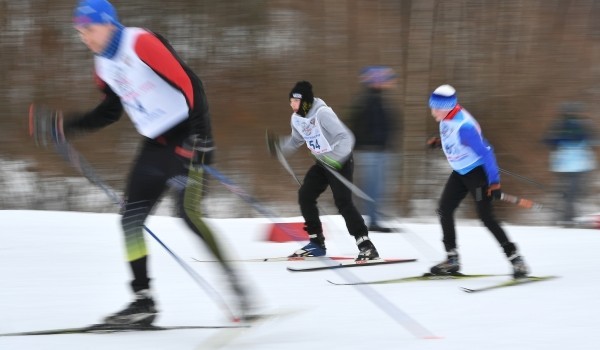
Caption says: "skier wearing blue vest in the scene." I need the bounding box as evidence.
[426,84,529,278]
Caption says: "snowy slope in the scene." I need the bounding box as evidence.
[1,210,598,350]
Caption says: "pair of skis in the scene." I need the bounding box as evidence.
[286,258,417,272]
[194,255,558,292]
[193,255,418,271]
[327,272,559,293]
[0,309,301,339]
[0,323,244,337]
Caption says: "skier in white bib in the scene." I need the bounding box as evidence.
[267,81,380,261]
[29,0,251,326]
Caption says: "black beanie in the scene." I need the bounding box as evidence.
[289,81,314,117]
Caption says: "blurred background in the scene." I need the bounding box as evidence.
[1,0,600,225]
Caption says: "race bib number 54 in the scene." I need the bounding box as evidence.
[292,115,332,154]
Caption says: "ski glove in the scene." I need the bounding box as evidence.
[29,104,65,147]
[266,129,279,157]
[426,136,442,150]
[177,135,215,167]
[487,183,502,201]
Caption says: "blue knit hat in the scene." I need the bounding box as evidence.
[429,84,457,110]
[360,66,397,86]
[73,0,120,26]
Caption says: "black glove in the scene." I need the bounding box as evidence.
[487,183,502,201]
[29,104,65,147]
[426,137,442,150]
[266,129,279,157]
[178,135,215,167]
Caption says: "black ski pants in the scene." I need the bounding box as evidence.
[436,166,516,256]
[121,138,231,293]
[298,156,368,240]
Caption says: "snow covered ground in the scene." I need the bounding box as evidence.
[1,210,598,349]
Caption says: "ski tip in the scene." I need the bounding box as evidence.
[383,258,418,262]
[509,275,560,282]
[460,275,559,293]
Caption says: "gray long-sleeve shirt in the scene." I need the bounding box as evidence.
[279,98,355,165]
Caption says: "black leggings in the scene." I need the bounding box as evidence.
[436,166,516,256]
[121,139,229,292]
[298,156,368,240]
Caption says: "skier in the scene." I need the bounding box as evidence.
[29,0,249,325]
[266,81,380,261]
[426,84,529,278]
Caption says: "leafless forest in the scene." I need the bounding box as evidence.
[1,0,599,224]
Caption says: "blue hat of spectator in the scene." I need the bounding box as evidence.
[360,66,397,86]
[73,0,120,26]
[429,85,457,110]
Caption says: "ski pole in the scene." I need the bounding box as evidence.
[500,193,545,211]
[272,145,360,250]
[53,141,239,322]
[372,211,440,261]
[273,138,374,202]
[498,168,562,194]
[321,163,374,202]
[491,169,564,212]
[278,147,440,261]
[274,144,302,186]
[201,165,308,241]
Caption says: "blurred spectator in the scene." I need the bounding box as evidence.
[347,66,402,232]
[543,102,597,227]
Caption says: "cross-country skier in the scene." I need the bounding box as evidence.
[29,0,250,325]
[426,84,529,278]
[266,81,380,261]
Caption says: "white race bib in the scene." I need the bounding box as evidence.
[291,114,332,154]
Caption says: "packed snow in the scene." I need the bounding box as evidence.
[1,210,598,349]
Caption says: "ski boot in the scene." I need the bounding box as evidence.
[289,241,326,257]
[103,289,158,326]
[355,236,380,261]
[509,253,529,279]
[290,227,326,257]
[430,249,460,275]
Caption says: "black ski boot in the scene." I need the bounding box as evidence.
[430,249,460,275]
[503,243,530,279]
[509,253,529,279]
[355,236,380,261]
[103,289,158,326]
